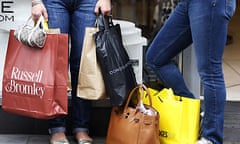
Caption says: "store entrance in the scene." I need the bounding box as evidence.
[223,5,240,101]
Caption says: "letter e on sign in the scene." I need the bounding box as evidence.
[1,1,14,13]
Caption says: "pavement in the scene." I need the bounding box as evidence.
[0,134,239,144]
[0,135,105,144]
[0,102,239,144]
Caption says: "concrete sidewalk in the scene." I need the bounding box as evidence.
[0,102,239,144]
[0,134,239,144]
[0,135,105,144]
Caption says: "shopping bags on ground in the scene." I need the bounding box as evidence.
[2,29,69,119]
[106,84,160,144]
[143,88,200,144]
[94,13,137,106]
[77,27,107,100]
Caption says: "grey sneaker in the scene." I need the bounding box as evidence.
[197,137,213,144]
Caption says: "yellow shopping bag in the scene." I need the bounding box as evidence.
[143,88,200,144]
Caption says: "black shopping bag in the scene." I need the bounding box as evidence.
[94,14,137,106]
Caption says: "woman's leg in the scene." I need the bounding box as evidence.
[69,0,97,140]
[189,0,235,143]
[43,0,71,143]
[146,0,195,98]
[43,0,70,136]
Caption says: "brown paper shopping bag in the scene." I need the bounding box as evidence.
[77,27,107,100]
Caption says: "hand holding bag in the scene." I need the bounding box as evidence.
[106,84,160,144]
[14,15,47,48]
[143,88,200,144]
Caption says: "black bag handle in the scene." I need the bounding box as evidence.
[97,10,113,30]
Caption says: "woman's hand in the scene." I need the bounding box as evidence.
[32,2,48,22]
[94,0,111,16]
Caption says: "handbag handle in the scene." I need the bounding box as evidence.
[17,15,46,39]
[123,84,153,112]
[27,16,47,46]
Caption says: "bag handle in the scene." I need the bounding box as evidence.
[16,16,32,41]
[16,15,48,47]
[27,15,48,47]
[97,13,113,31]
[17,15,47,39]
[123,84,153,112]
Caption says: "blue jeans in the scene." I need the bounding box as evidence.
[146,0,235,143]
[42,0,97,135]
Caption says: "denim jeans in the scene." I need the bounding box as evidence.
[146,0,235,143]
[42,0,97,135]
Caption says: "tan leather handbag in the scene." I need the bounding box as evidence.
[106,84,160,144]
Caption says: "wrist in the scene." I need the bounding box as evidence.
[32,0,43,7]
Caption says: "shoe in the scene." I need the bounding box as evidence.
[76,132,93,144]
[50,139,70,144]
[50,132,69,144]
[78,139,93,144]
[197,137,213,144]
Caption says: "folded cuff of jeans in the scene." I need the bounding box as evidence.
[73,128,89,134]
[48,127,66,135]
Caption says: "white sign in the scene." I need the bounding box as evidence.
[0,0,31,30]
[0,0,31,98]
